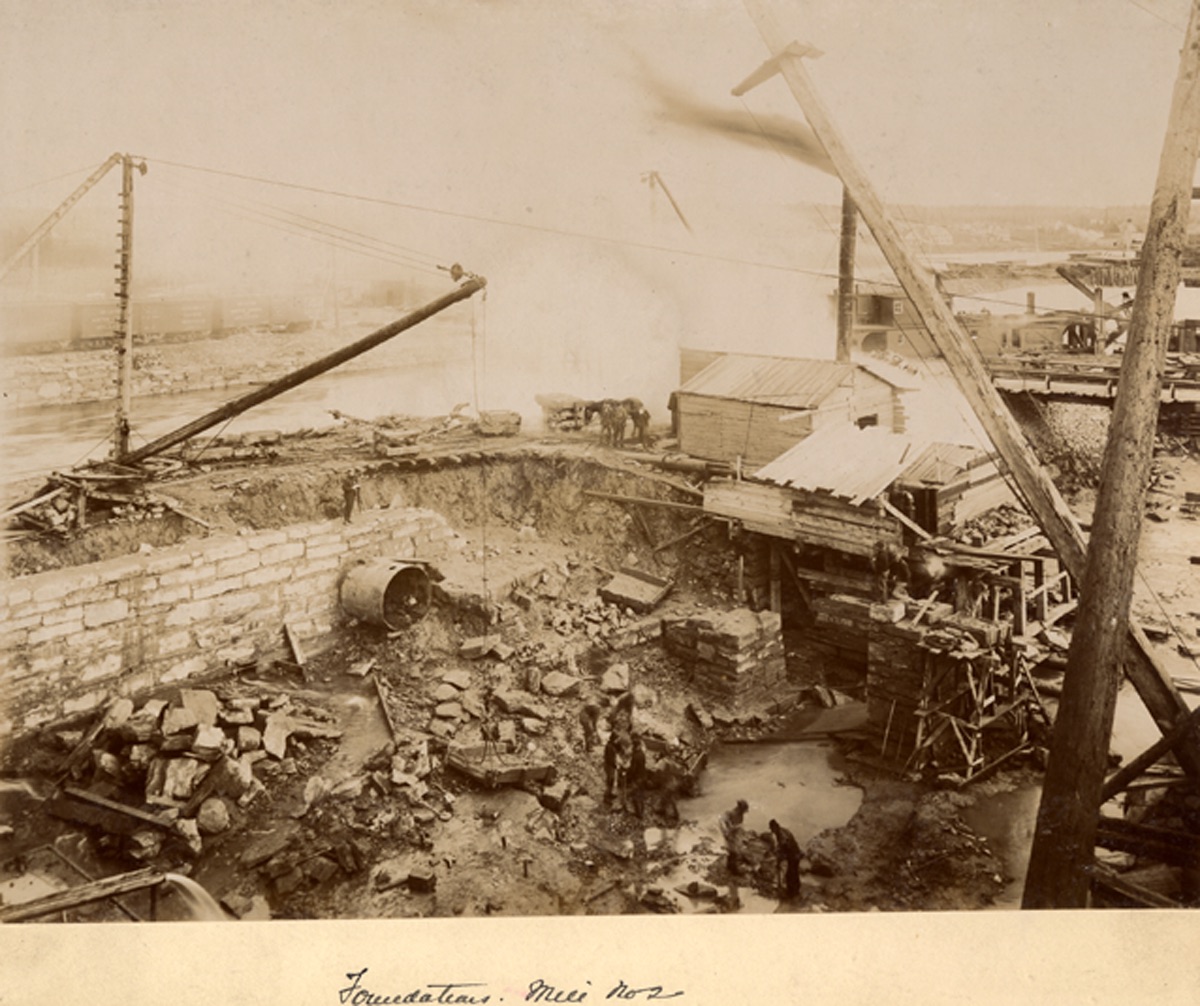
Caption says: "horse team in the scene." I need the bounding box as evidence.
[583,397,651,449]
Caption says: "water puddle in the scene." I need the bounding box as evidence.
[657,739,863,914]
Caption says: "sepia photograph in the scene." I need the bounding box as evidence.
[2,1,1199,1001]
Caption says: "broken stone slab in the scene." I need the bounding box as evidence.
[219,708,255,727]
[240,826,297,868]
[435,702,464,721]
[347,658,376,678]
[459,635,501,659]
[540,671,581,698]
[128,829,164,861]
[274,866,305,896]
[407,862,437,892]
[263,715,291,759]
[491,689,549,720]
[600,663,631,694]
[162,706,199,736]
[539,780,571,813]
[174,817,203,857]
[226,696,261,713]
[102,698,135,731]
[490,641,516,662]
[237,726,262,752]
[191,725,227,760]
[163,758,202,801]
[428,719,457,741]
[459,692,485,720]
[373,857,411,892]
[440,670,473,691]
[306,856,340,884]
[117,714,160,744]
[160,734,193,754]
[197,796,231,835]
[521,717,547,736]
[433,684,460,703]
[138,698,169,721]
[179,689,220,727]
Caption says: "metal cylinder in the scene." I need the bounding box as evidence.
[340,560,432,630]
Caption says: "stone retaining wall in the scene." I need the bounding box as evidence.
[0,506,458,740]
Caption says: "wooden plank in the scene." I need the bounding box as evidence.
[284,622,307,667]
[1101,702,1200,801]
[0,867,166,923]
[583,489,704,513]
[57,785,176,831]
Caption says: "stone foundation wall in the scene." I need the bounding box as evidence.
[663,608,785,710]
[0,506,457,740]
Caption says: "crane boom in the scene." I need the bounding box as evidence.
[0,153,123,282]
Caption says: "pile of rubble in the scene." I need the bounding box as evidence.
[546,595,664,648]
[47,685,342,862]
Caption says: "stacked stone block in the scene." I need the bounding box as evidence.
[0,506,456,741]
[663,607,785,711]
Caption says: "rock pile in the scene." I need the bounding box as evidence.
[51,685,342,859]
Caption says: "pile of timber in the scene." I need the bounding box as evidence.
[663,607,786,711]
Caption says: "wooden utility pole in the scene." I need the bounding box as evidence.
[113,155,146,458]
[836,187,856,362]
[1023,1,1200,909]
[736,0,1200,776]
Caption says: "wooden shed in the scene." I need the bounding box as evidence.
[675,353,913,471]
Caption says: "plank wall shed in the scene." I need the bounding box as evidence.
[675,353,912,471]
[704,425,1014,558]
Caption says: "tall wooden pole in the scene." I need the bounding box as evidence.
[114,155,136,458]
[1023,1,1200,909]
[836,186,856,362]
[737,0,1200,776]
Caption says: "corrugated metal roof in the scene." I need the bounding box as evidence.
[679,355,855,409]
[850,353,923,391]
[898,442,990,485]
[753,425,921,504]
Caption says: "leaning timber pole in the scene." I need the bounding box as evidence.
[113,274,486,467]
[836,186,856,363]
[737,0,1200,778]
[1023,3,1200,909]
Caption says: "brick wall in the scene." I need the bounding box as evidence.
[0,506,457,740]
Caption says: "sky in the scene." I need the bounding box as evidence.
[1,0,1196,407]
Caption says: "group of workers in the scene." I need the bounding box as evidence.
[719,799,803,900]
[580,691,650,817]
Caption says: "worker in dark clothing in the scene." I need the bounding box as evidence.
[603,731,631,803]
[342,471,361,523]
[606,691,635,736]
[769,818,802,900]
[625,734,647,818]
[579,701,602,751]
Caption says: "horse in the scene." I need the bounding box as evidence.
[599,400,628,448]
